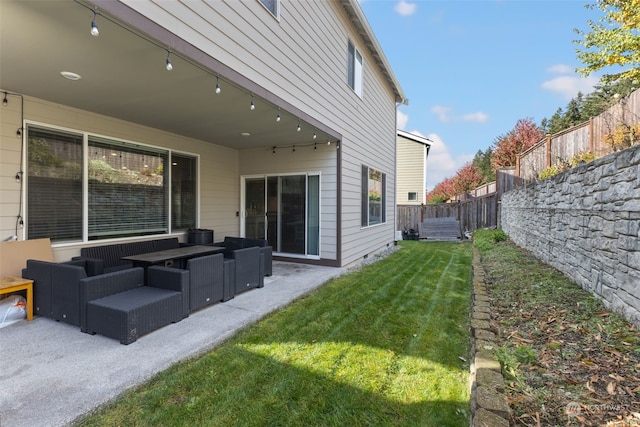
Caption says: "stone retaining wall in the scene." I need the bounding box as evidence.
[501,144,640,325]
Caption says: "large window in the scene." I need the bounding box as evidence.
[361,166,386,227]
[347,41,363,97]
[26,124,196,243]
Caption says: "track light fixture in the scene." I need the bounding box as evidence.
[276,108,281,122]
[297,120,301,132]
[250,95,255,110]
[90,9,99,37]
[2,92,7,106]
[215,76,221,94]
[165,50,173,71]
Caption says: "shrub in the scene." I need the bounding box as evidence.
[472,228,508,250]
[603,123,640,151]
[538,164,563,180]
[568,151,597,167]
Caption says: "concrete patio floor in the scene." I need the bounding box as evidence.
[0,261,345,427]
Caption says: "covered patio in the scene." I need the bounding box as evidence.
[1,0,343,265]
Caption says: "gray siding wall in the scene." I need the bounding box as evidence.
[123,0,399,266]
[0,1,399,266]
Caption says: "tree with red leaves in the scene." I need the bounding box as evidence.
[426,176,455,204]
[452,163,484,195]
[491,118,544,168]
[426,163,484,204]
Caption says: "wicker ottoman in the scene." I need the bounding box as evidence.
[86,286,183,345]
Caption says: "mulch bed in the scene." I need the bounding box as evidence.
[481,242,640,426]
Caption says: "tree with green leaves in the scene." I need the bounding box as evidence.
[471,147,495,183]
[574,0,640,84]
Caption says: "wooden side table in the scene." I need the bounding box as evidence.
[0,276,34,321]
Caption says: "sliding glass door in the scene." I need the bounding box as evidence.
[243,174,319,257]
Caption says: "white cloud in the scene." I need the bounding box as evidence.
[431,105,452,123]
[397,110,409,129]
[541,75,599,100]
[461,112,489,123]
[547,64,574,74]
[395,0,417,16]
[431,105,489,124]
[541,63,599,100]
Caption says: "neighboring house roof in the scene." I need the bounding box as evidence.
[339,0,408,105]
[398,130,432,153]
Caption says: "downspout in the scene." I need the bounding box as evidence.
[394,102,400,242]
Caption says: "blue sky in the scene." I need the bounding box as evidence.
[358,0,603,190]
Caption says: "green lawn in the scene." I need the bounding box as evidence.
[76,241,472,427]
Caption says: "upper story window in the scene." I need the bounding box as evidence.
[347,41,363,97]
[258,0,279,18]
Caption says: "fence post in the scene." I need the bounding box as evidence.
[545,134,551,168]
[589,117,594,154]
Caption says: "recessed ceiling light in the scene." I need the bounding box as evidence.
[241,132,251,137]
[60,71,82,81]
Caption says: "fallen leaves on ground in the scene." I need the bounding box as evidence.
[480,242,640,426]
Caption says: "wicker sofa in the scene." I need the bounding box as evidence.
[22,257,190,328]
[79,266,189,344]
[73,237,181,275]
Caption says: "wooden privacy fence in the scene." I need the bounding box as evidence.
[518,88,640,181]
[397,193,498,234]
[397,167,515,235]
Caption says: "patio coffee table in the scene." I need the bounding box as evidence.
[122,245,226,282]
[0,276,34,321]
[122,245,226,271]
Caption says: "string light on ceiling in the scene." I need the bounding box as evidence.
[165,50,173,71]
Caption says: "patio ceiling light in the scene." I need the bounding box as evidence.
[297,119,301,132]
[2,92,7,106]
[165,50,173,71]
[250,95,255,110]
[90,9,99,37]
[60,71,82,81]
[276,108,281,122]
[215,76,221,94]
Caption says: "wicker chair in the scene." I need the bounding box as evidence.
[185,253,225,312]
[226,246,264,294]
